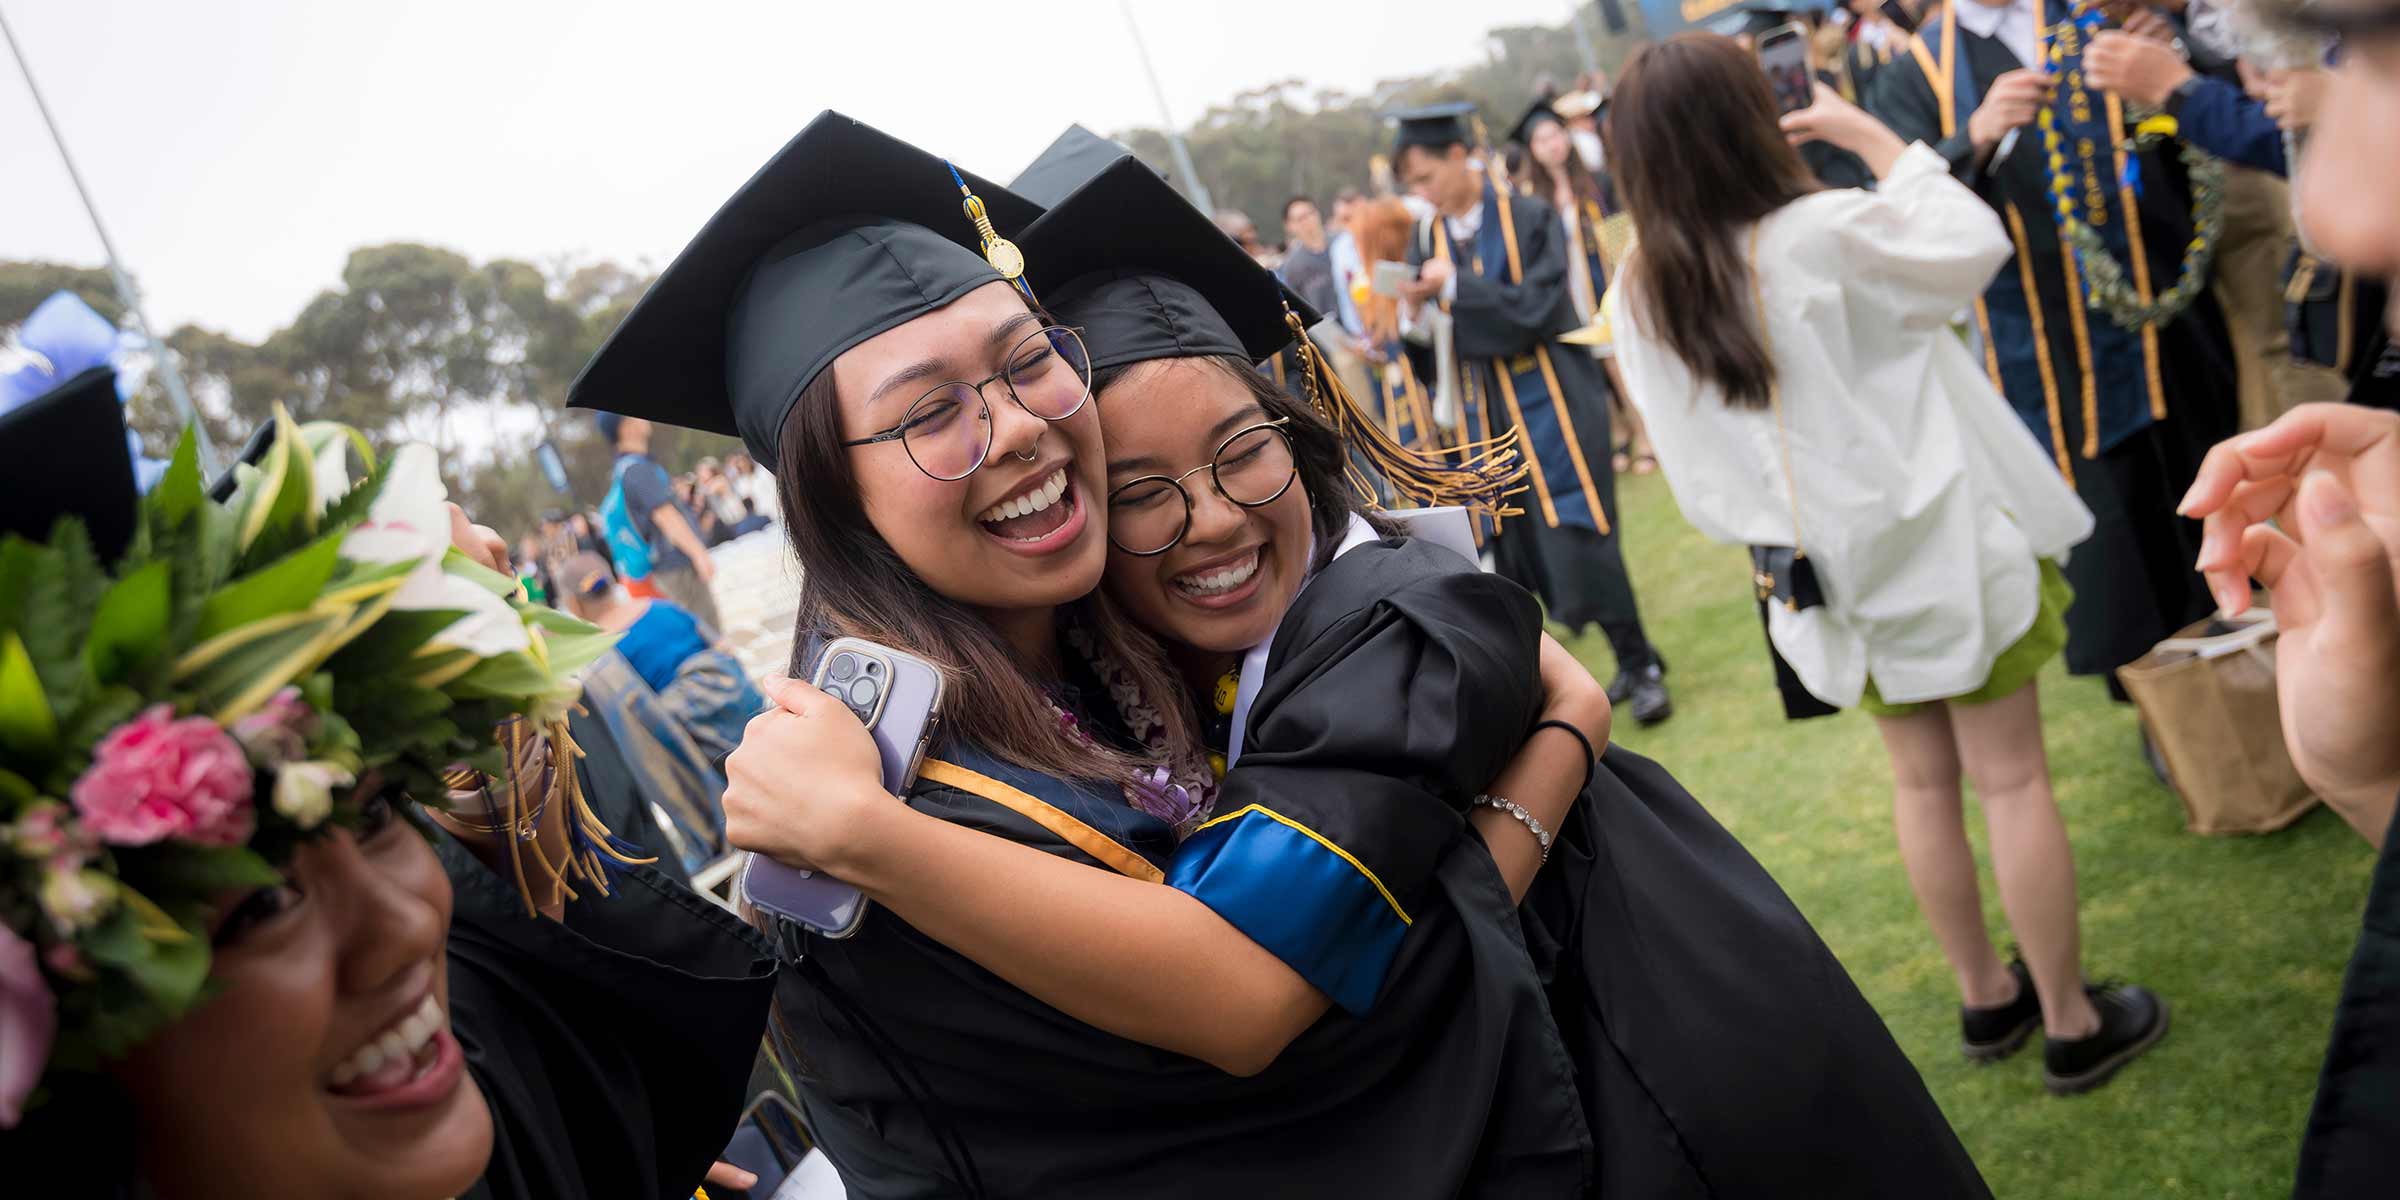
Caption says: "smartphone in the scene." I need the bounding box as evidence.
[1757,22,1815,116]
[1879,0,1923,34]
[739,636,944,939]
[1371,259,1414,298]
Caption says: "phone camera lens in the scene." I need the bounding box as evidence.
[827,653,857,682]
[865,660,884,676]
[848,677,880,708]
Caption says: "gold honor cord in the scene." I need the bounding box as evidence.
[1282,302,1527,516]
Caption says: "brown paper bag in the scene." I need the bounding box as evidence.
[2117,609,2317,836]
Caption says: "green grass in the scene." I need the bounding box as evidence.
[1562,470,2375,1199]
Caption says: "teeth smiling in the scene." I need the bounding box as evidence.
[1175,549,1261,597]
[977,468,1069,527]
[329,994,445,1089]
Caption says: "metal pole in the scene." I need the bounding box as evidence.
[1566,1,1605,79]
[1118,0,1214,216]
[1,2,218,473]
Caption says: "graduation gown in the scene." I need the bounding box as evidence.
[1277,538,1989,1197]
[438,834,779,1200]
[775,743,1589,1198]
[1869,1,2236,675]
[1405,180,1657,669]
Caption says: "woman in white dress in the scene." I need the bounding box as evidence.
[1603,33,2169,1096]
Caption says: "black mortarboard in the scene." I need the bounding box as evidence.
[0,367,137,561]
[1019,157,1309,373]
[1507,96,1569,148]
[566,111,1040,470]
[1017,153,1525,516]
[1009,124,1147,209]
[1387,101,1479,158]
[1704,0,1826,36]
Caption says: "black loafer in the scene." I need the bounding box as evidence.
[2043,982,2170,1096]
[1961,959,2041,1063]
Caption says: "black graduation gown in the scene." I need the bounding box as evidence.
[437,835,779,1200]
[1404,183,1659,672]
[1283,539,1989,1197]
[2295,802,2400,1197]
[774,638,1590,1197]
[1869,19,2235,677]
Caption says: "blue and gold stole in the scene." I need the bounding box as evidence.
[1907,0,2172,484]
[1428,177,1610,537]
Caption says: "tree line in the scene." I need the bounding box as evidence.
[5,4,1642,538]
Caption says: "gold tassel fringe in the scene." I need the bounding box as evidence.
[1280,303,1528,517]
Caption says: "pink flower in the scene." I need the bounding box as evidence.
[231,686,317,768]
[6,801,78,861]
[0,922,55,1129]
[70,705,256,847]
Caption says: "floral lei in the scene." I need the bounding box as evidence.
[0,295,623,1128]
[2038,4,2226,332]
[1060,624,1217,836]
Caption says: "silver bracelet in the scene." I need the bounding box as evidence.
[1473,793,1552,865]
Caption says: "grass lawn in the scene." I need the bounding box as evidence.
[1562,470,2376,1199]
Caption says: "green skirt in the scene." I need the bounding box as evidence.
[1859,560,2073,718]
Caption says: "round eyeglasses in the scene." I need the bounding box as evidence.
[1106,417,1299,556]
[841,324,1093,481]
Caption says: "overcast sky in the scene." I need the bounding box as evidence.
[3,0,1575,342]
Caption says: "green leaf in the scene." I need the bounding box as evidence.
[195,532,345,641]
[84,560,173,684]
[123,841,283,898]
[447,649,556,700]
[443,546,520,598]
[178,609,351,719]
[148,426,203,532]
[83,900,210,1013]
[0,632,59,759]
[525,606,617,680]
[0,765,35,807]
[322,607,472,677]
[23,519,105,714]
[58,685,144,768]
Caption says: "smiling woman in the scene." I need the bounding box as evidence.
[0,367,776,1198]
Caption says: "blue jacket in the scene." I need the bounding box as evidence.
[2167,75,2288,175]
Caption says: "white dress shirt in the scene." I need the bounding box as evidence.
[1953,0,2042,71]
[1606,144,2094,707]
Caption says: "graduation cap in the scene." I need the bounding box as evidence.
[1387,100,1480,158]
[1704,0,1828,36]
[566,111,1041,471]
[1017,155,1524,516]
[1019,157,1307,374]
[1507,96,1570,147]
[1009,124,1146,209]
[0,366,138,561]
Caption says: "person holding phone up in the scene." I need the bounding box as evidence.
[1607,34,2171,1095]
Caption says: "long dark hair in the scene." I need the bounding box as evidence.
[1523,117,1607,216]
[1610,33,1821,410]
[773,365,1162,785]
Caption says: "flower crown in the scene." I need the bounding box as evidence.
[0,402,619,1127]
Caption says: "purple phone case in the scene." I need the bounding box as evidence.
[741,639,942,938]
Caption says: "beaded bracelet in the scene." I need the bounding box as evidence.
[1474,793,1553,865]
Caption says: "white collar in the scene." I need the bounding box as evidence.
[1224,509,1481,766]
[1953,0,2041,69]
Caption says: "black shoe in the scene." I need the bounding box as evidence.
[1620,664,1672,726]
[1961,960,2041,1063]
[2043,982,2170,1095]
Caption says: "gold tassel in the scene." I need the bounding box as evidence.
[1281,303,1528,516]
[465,716,657,918]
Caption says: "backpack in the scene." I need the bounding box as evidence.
[601,456,656,581]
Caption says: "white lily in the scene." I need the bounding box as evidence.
[342,444,530,657]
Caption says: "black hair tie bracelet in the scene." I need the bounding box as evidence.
[1531,718,1598,795]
